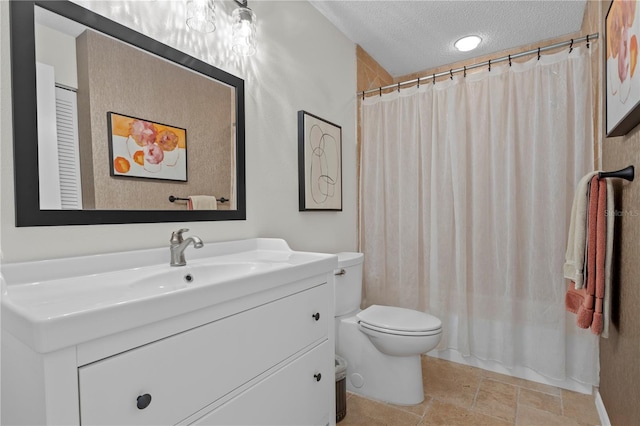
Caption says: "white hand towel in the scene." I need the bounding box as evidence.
[601,179,614,338]
[564,171,598,287]
[188,195,218,210]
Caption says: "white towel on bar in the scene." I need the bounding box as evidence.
[564,171,598,287]
[188,195,218,210]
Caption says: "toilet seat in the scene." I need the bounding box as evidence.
[359,321,442,336]
[356,305,442,336]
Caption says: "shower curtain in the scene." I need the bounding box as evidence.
[360,46,598,386]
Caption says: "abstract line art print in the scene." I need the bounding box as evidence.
[298,110,342,211]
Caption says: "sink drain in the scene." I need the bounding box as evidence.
[184,274,194,283]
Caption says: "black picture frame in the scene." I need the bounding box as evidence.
[107,112,188,182]
[297,110,342,211]
[605,0,640,137]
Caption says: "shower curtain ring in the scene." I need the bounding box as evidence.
[463,66,466,77]
[450,69,453,80]
[398,82,400,92]
[379,87,382,97]
[508,55,512,67]
[569,39,574,53]
[538,47,541,60]
[488,59,491,72]
[586,34,590,48]
[433,74,436,85]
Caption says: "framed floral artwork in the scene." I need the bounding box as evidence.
[107,112,187,181]
[606,0,640,137]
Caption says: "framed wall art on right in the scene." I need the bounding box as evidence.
[606,0,640,137]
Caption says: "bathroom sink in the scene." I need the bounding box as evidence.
[1,238,338,354]
[128,261,278,293]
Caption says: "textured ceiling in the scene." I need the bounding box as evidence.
[309,0,587,77]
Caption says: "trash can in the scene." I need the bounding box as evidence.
[335,355,348,423]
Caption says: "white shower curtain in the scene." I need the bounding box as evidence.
[360,46,598,386]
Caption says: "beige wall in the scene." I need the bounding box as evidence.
[599,0,640,422]
[355,45,394,231]
[76,30,232,211]
[600,130,640,425]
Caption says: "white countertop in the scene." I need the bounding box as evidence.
[1,238,338,353]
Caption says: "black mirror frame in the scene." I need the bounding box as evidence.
[9,0,246,226]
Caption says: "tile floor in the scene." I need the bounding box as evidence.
[339,356,601,426]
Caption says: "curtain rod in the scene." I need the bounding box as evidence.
[359,33,599,97]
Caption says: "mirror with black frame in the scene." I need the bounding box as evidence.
[9,0,246,226]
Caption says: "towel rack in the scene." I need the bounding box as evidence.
[169,195,228,203]
[598,165,635,182]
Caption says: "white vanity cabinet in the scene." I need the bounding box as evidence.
[79,284,331,425]
[1,238,337,426]
[195,340,331,425]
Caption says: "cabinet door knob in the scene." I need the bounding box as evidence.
[314,373,322,382]
[312,312,320,321]
[137,394,152,410]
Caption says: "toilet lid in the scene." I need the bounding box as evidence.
[356,305,442,333]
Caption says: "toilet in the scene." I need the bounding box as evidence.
[334,252,442,405]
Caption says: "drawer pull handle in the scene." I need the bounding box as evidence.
[314,373,322,382]
[335,269,346,276]
[312,312,320,321]
[137,394,152,410]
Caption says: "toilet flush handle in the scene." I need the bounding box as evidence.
[335,269,346,276]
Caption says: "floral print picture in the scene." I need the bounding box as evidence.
[606,0,640,136]
[107,112,187,181]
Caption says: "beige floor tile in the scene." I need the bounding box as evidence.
[472,378,518,422]
[340,394,422,426]
[422,357,482,409]
[561,389,600,425]
[481,369,562,396]
[420,400,511,426]
[518,388,562,415]
[341,358,600,426]
[517,404,582,426]
[392,395,432,417]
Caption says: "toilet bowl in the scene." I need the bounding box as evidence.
[334,253,442,405]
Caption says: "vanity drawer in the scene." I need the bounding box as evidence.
[191,340,332,425]
[78,283,328,425]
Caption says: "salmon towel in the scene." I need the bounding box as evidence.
[565,175,606,335]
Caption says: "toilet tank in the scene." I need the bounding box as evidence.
[334,252,364,316]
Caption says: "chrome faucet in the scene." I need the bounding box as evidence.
[169,228,203,266]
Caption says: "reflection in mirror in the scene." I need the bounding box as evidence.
[10,1,245,225]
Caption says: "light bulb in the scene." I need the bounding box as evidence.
[186,0,216,33]
[232,7,257,56]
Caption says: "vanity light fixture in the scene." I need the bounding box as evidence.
[231,0,257,56]
[186,0,216,33]
[454,35,482,52]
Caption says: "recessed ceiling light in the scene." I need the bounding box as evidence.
[455,35,482,52]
